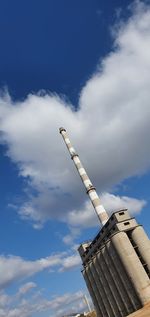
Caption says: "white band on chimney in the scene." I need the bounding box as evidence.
[69,147,75,153]
[79,168,87,176]
[65,138,70,144]
[89,191,99,200]
[74,156,80,164]
[84,179,92,187]
[95,205,106,215]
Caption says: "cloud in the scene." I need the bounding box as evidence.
[0,292,10,307]
[63,192,146,244]
[0,251,80,290]
[0,288,88,317]
[18,282,37,296]
[101,192,146,214]
[62,227,81,245]
[67,192,146,229]
[0,1,150,228]
[59,254,81,272]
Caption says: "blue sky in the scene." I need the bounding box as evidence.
[0,1,150,316]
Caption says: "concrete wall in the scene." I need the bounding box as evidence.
[82,230,150,317]
[83,267,102,317]
[131,226,150,273]
[80,212,150,317]
[111,231,150,306]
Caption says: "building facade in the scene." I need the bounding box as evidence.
[78,209,150,317]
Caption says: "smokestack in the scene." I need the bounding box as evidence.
[59,127,109,226]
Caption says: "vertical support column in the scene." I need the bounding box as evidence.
[83,268,101,317]
[106,240,141,314]
[89,261,108,317]
[97,247,125,317]
[93,251,120,317]
[131,226,150,272]
[85,264,103,317]
[103,240,130,316]
[111,231,150,306]
[59,127,109,226]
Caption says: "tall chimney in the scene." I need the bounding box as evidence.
[59,127,109,226]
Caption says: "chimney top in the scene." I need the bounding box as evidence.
[59,127,66,134]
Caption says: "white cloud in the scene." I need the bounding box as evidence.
[62,228,81,245]
[18,282,37,296]
[59,254,81,272]
[64,192,146,244]
[67,192,146,229]
[0,292,10,307]
[0,1,149,228]
[101,192,146,214]
[0,251,82,316]
[0,289,88,317]
[0,251,80,290]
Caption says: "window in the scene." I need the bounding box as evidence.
[124,221,130,225]
[119,211,125,216]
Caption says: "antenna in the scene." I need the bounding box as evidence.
[59,127,109,226]
[83,294,92,312]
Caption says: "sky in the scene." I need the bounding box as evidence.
[0,0,150,316]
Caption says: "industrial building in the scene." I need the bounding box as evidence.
[59,128,150,317]
[79,210,150,317]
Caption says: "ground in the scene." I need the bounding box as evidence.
[89,302,150,317]
[86,312,97,317]
[128,302,150,317]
